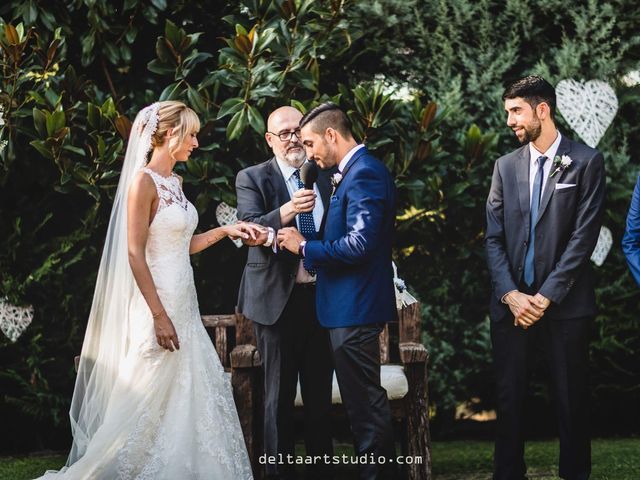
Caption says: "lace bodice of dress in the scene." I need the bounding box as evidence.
[140,167,198,263]
[141,167,189,213]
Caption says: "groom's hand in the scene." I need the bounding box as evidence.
[504,291,545,328]
[277,227,305,254]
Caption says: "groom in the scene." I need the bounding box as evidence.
[485,75,605,480]
[278,102,397,480]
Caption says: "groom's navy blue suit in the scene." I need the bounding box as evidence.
[305,146,397,479]
[305,146,397,328]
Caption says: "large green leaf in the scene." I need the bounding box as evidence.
[164,19,182,49]
[29,140,53,160]
[226,109,247,140]
[187,87,207,113]
[159,82,183,101]
[87,103,100,130]
[32,108,47,137]
[148,59,176,76]
[217,97,244,119]
[183,51,213,71]
[247,105,265,134]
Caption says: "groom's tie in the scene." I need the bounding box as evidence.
[523,155,547,287]
[293,169,316,275]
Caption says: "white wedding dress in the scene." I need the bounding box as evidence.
[39,168,253,480]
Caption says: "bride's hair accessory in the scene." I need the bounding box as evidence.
[137,102,161,165]
[139,102,160,136]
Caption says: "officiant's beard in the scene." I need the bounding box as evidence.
[278,146,306,168]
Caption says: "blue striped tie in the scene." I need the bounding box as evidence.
[523,156,547,286]
[293,169,316,275]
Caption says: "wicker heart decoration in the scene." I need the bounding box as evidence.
[0,299,34,342]
[556,79,618,148]
[216,202,243,248]
[590,226,612,267]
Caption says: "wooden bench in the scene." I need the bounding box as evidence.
[74,305,432,479]
[202,311,264,475]
[203,303,432,480]
[74,313,266,474]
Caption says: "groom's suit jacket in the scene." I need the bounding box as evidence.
[305,147,397,328]
[236,157,332,325]
[485,135,606,322]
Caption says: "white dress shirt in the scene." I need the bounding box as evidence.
[528,131,562,206]
[275,158,324,230]
[275,157,324,283]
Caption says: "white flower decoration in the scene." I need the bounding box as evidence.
[550,154,573,178]
[330,172,343,195]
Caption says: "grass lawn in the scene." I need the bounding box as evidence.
[0,455,67,480]
[1,437,638,479]
[430,438,639,479]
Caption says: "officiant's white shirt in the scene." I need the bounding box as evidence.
[276,157,324,284]
[276,158,324,229]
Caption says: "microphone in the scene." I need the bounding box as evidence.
[300,161,318,190]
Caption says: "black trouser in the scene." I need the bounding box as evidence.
[491,296,591,480]
[254,284,334,480]
[329,323,396,480]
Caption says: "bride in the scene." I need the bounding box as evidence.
[37,101,258,479]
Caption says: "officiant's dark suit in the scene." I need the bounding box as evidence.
[236,107,334,480]
[485,76,605,480]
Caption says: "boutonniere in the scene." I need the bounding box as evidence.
[549,155,572,178]
[330,172,343,196]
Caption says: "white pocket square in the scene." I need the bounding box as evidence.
[555,183,576,190]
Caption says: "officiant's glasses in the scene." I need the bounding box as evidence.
[268,129,301,142]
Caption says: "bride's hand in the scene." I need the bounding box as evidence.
[154,312,180,352]
[224,222,264,241]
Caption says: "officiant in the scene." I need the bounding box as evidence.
[235,106,334,480]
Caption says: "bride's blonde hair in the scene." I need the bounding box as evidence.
[150,101,200,158]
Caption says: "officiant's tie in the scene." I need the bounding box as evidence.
[524,155,547,287]
[293,169,316,275]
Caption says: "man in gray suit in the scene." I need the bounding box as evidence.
[236,106,334,480]
[485,76,605,480]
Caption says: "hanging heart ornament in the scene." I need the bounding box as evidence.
[0,298,34,342]
[556,79,618,148]
[216,202,243,248]
[590,226,612,267]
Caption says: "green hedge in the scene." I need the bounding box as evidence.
[0,0,638,451]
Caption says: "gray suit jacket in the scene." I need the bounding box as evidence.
[485,135,606,321]
[235,157,332,325]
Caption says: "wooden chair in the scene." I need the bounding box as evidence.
[203,303,432,480]
[385,302,432,480]
[74,312,265,474]
[201,311,264,475]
